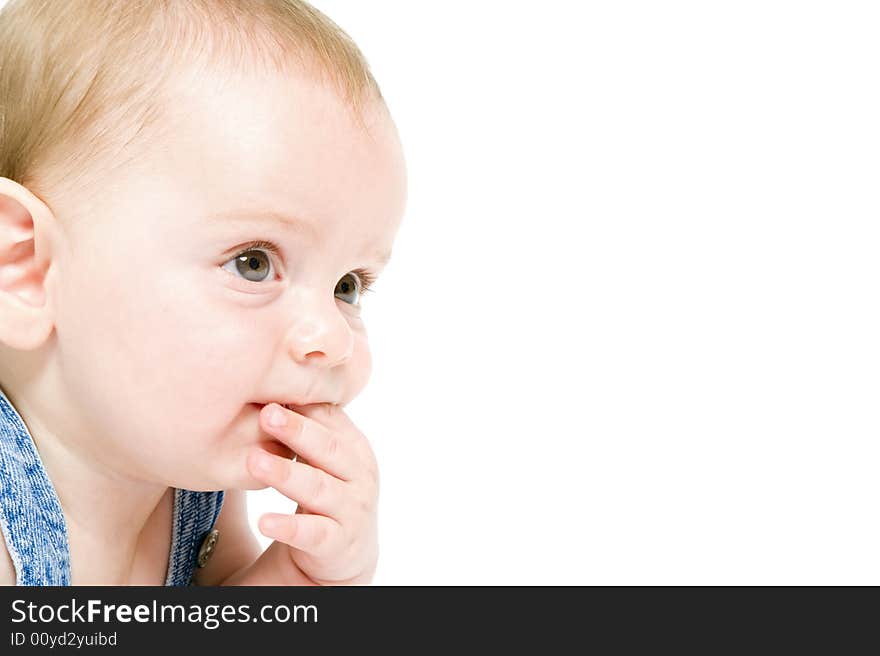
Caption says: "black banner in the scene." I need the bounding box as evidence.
[0,586,874,651]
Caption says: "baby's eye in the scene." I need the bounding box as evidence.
[335,273,362,305]
[221,247,275,283]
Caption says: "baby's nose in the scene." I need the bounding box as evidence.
[286,311,354,368]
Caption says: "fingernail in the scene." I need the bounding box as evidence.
[267,404,287,427]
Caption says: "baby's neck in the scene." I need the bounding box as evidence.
[7,386,171,582]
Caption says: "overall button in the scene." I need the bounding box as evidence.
[197,529,220,568]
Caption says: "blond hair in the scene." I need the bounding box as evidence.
[0,0,384,205]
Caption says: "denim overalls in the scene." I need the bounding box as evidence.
[0,385,224,585]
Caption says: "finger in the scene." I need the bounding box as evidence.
[260,403,359,481]
[291,402,341,429]
[292,403,362,445]
[293,403,377,465]
[247,449,347,519]
[259,512,342,558]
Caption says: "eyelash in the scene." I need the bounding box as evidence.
[231,239,378,295]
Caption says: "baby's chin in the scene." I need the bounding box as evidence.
[165,441,295,492]
[223,440,297,492]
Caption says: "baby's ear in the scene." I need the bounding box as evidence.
[0,177,56,350]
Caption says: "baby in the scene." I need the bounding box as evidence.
[0,0,406,585]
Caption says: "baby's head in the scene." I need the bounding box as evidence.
[0,0,407,491]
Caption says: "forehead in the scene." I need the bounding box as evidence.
[122,65,406,244]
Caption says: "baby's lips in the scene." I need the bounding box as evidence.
[254,401,295,412]
[252,397,341,412]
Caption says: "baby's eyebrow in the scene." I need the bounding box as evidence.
[206,209,320,240]
[374,249,392,266]
[207,208,392,265]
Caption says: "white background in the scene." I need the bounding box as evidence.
[290,1,879,585]
[4,0,878,584]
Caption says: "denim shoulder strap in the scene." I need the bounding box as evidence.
[0,385,71,585]
[164,488,225,586]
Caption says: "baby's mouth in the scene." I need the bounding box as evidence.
[252,401,296,412]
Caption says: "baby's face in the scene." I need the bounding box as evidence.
[47,67,406,490]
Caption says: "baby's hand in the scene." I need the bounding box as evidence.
[247,403,379,585]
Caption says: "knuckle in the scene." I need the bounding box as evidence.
[325,434,339,461]
[309,470,326,502]
[278,461,295,487]
[286,516,298,541]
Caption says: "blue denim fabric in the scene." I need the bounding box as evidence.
[0,385,223,586]
[165,488,225,586]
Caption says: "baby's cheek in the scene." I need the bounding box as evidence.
[340,333,372,405]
